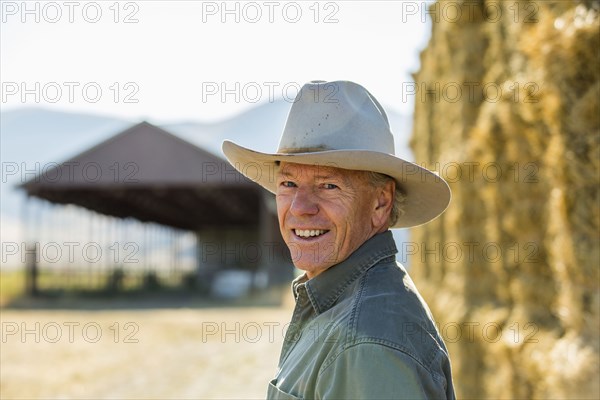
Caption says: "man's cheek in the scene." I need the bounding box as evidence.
[321,242,339,263]
[287,243,302,263]
[275,196,288,218]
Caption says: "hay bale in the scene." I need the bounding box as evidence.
[410,1,599,397]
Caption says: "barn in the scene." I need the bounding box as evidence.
[19,121,293,296]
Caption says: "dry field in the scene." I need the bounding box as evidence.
[1,298,294,400]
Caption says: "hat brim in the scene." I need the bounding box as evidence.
[222,140,451,229]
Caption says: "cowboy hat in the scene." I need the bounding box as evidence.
[222,80,450,228]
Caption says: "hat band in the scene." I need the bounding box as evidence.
[278,146,332,154]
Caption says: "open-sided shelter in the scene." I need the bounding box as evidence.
[19,122,292,294]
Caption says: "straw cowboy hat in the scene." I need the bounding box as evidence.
[222,80,450,228]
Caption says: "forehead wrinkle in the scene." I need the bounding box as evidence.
[278,163,366,188]
[278,170,295,178]
[313,173,339,181]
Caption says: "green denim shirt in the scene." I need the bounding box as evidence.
[267,231,455,400]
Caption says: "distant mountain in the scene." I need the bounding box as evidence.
[0,102,413,255]
[163,98,293,155]
[1,107,132,164]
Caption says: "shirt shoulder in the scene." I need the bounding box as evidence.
[346,259,450,373]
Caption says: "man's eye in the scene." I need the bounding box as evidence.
[323,183,338,190]
[281,181,296,188]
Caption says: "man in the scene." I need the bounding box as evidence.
[222,80,455,399]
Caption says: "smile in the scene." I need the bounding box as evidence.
[294,229,329,238]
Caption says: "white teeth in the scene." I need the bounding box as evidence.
[295,229,327,238]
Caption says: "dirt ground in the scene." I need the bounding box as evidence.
[1,299,295,400]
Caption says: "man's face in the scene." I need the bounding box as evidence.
[276,162,389,279]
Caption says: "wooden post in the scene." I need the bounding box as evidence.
[25,243,39,296]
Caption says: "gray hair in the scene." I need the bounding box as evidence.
[366,171,406,227]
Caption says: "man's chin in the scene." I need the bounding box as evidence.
[293,260,335,279]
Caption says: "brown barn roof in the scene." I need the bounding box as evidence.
[20,122,265,229]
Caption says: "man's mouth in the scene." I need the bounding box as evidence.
[293,229,329,238]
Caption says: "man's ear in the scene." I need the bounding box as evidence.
[372,180,395,229]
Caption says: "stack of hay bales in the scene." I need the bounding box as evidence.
[410,1,599,398]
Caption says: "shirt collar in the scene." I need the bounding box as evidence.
[292,231,397,314]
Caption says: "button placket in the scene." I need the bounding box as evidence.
[278,284,311,365]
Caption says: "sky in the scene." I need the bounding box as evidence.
[1,0,433,123]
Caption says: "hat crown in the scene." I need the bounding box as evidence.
[278,81,395,154]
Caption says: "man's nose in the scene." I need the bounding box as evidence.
[290,188,319,216]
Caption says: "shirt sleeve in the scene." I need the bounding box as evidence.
[314,342,450,400]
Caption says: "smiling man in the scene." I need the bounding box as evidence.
[222,80,455,399]
[276,163,393,279]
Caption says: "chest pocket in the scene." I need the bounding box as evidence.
[267,379,304,400]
